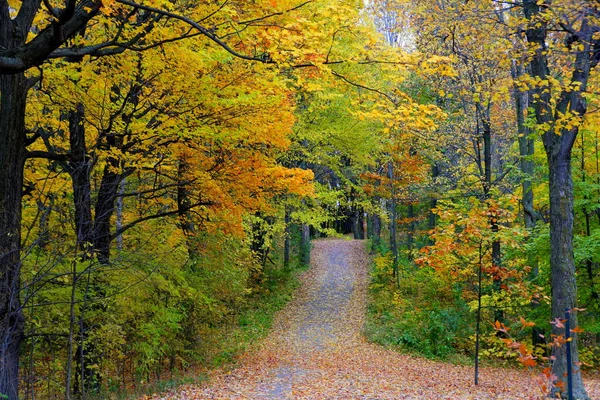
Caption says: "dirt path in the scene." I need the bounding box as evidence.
[151,239,600,399]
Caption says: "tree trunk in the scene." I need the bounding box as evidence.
[429,163,439,232]
[0,72,27,400]
[67,104,94,256]
[250,214,269,267]
[370,209,382,252]
[93,159,122,264]
[115,178,125,252]
[284,207,291,269]
[388,161,398,281]
[301,223,310,266]
[177,155,198,258]
[513,61,546,345]
[511,62,538,231]
[480,107,503,324]
[352,207,365,240]
[523,2,592,396]
[548,153,587,399]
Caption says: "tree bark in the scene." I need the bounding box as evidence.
[301,223,310,266]
[479,105,503,324]
[547,153,587,398]
[284,207,292,269]
[115,177,126,252]
[523,1,593,396]
[370,208,382,252]
[177,155,198,258]
[66,104,94,256]
[93,159,123,264]
[511,61,539,254]
[388,161,398,281]
[0,72,27,400]
[352,207,365,240]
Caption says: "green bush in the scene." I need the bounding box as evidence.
[366,247,474,360]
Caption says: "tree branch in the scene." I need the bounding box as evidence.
[110,200,212,240]
[0,0,102,74]
[115,0,274,63]
[331,70,398,105]
[238,1,313,25]
[25,150,70,161]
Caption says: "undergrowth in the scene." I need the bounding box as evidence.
[365,240,474,363]
[116,259,309,400]
[93,238,312,400]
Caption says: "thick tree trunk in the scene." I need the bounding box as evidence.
[548,154,587,399]
[352,207,365,240]
[523,2,592,396]
[0,73,27,400]
[93,159,122,264]
[67,104,94,255]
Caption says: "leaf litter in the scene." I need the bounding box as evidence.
[145,239,600,399]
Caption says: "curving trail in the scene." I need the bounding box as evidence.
[150,239,600,399]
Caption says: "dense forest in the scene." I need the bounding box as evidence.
[0,0,599,399]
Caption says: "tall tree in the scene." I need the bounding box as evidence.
[522,1,599,397]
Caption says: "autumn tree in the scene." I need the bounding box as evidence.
[518,1,600,397]
[4,0,419,396]
[0,1,347,397]
[368,1,598,397]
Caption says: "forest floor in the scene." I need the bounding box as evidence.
[146,239,600,399]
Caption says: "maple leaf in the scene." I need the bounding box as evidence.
[550,318,565,328]
[519,317,536,327]
[518,355,537,367]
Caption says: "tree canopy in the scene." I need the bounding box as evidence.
[1,0,599,399]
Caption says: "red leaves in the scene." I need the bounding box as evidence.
[518,354,537,368]
[570,326,585,334]
[493,320,511,333]
[519,317,536,328]
[146,242,600,400]
[550,318,565,329]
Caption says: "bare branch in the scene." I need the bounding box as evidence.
[25,150,70,161]
[331,70,398,105]
[238,0,313,25]
[110,200,212,240]
[115,0,274,63]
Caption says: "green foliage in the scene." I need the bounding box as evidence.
[19,225,309,398]
[366,251,473,360]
